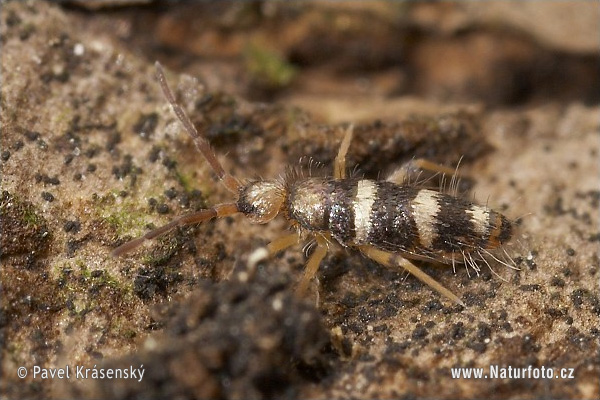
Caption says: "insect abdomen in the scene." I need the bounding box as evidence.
[406,188,513,257]
[287,178,512,260]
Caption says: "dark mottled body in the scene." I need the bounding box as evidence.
[285,177,512,262]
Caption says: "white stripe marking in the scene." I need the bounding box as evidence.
[353,180,377,243]
[411,190,441,249]
[466,206,490,236]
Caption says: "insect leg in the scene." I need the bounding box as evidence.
[267,232,299,255]
[334,124,354,179]
[112,203,239,257]
[386,158,458,186]
[358,245,465,306]
[296,234,329,296]
[244,233,300,281]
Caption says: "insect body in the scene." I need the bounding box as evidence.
[284,178,512,259]
[112,62,514,306]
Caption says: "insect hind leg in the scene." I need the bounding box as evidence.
[358,245,464,306]
[386,158,460,188]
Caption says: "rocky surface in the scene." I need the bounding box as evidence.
[1,2,598,399]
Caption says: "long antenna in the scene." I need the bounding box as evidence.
[155,61,241,193]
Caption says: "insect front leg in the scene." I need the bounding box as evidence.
[246,232,300,275]
[266,232,300,255]
[358,245,465,306]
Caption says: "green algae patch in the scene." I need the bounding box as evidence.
[92,191,152,238]
[0,191,51,257]
[244,42,297,90]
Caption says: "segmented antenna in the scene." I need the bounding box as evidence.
[155,61,241,193]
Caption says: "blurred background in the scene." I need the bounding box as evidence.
[63,1,599,116]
